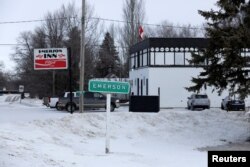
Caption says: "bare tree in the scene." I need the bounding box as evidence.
[12,2,101,97]
[0,69,18,91]
[119,0,146,77]
[0,62,6,89]
[107,23,117,41]
[148,20,201,38]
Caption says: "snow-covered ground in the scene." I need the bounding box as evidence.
[0,94,250,167]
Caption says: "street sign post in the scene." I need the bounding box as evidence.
[88,80,130,154]
[19,85,24,93]
[105,93,111,154]
[19,85,24,103]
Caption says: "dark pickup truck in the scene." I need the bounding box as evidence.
[56,91,120,112]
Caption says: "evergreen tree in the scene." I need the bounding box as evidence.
[187,0,250,98]
[96,32,121,78]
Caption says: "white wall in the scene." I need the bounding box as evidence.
[129,68,149,96]
[130,67,228,108]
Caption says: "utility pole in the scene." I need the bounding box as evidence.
[130,0,135,46]
[80,0,86,113]
[52,70,56,96]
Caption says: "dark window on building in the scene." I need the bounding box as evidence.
[137,78,139,95]
[146,79,148,95]
[141,79,143,96]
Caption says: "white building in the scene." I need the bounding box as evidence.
[129,38,235,108]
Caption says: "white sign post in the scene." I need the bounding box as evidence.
[88,80,130,154]
[105,93,111,154]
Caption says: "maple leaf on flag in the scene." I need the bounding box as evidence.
[139,25,144,40]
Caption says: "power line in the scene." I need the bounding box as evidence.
[0,44,18,46]
[0,43,129,49]
[0,17,77,25]
[0,16,204,48]
[0,16,205,30]
[0,43,25,46]
[89,17,204,30]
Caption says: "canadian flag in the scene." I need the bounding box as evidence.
[139,25,144,40]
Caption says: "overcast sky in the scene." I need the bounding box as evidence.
[0,0,218,71]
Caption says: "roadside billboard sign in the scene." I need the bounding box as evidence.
[34,48,68,70]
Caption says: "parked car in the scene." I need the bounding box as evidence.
[187,94,210,110]
[57,91,120,112]
[221,96,245,111]
[43,92,79,109]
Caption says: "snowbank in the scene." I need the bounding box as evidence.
[0,98,249,167]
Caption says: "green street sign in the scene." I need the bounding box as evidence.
[76,91,85,96]
[88,80,130,94]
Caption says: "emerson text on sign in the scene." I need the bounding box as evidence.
[34,48,68,70]
[88,80,130,94]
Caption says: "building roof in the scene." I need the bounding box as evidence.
[130,38,208,54]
